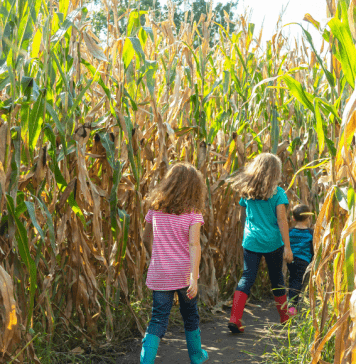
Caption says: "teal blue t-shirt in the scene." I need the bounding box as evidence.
[239,186,289,253]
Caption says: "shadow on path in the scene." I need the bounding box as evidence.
[118,299,284,363]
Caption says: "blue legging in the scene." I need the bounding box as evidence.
[287,257,310,305]
[146,287,200,339]
[236,246,286,297]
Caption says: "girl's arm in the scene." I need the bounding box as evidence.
[187,223,202,299]
[276,204,293,263]
[143,223,153,256]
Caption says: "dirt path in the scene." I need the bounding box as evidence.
[117,299,283,363]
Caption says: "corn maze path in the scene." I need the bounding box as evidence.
[118,299,283,363]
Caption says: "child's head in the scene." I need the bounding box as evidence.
[146,162,207,215]
[292,204,312,223]
[233,153,282,200]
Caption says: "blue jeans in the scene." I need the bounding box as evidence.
[287,257,310,306]
[236,246,286,297]
[146,287,200,339]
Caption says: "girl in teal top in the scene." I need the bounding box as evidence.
[228,153,294,334]
[239,186,289,253]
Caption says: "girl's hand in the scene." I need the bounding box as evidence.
[284,248,294,263]
[187,278,198,299]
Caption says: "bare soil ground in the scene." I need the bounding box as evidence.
[117,299,283,364]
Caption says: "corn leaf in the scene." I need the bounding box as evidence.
[314,99,325,156]
[283,75,314,112]
[6,194,36,330]
[328,17,356,88]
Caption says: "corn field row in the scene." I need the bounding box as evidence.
[0,0,355,362]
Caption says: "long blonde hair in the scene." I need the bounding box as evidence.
[146,162,207,215]
[232,153,282,200]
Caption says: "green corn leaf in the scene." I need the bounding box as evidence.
[285,23,335,87]
[123,88,138,111]
[203,79,221,103]
[325,136,337,157]
[6,194,36,330]
[51,50,69,90]
[314,99,325,156]
[51,7,82,47]
[208,127,215,144]
[110,161,122,239]
[277,54,288,75]
[142,26,154,42]
[80,58,111,99]
[117,208,130,271]
[98,131,115,169]
[233,43,248,76]
[271,109,279,155]
[45,102,65,141]
[29,91,44,152]
[21,76,34,100]
[42,128,84,224]
[146,68,156,97]
[138,27,147,49]
[129,37,145,63]
[66,74,99,121]
[31,0,42,23]
[126,142,139,184]
[223,70,230,94]
[0,0,16,46]
[123,38,135,69]
[0,74,10,92]
[17,2,33,53]
[8,127,21,195]
[21,104,30,145]
[283,75,315,112]
[328,17,356,89]
[59,0,70,19]
[43,123,60,165]
[24,201,46,242]
[36,196,56,253]
[318,98,342,124]
[15,201,27,219]
[347,187,355,211]
[127,10,142,37]
[335,186,348,211]
[344,234,354,292]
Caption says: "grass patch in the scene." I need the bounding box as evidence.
[262,300,335,363]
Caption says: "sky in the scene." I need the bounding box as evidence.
[232,0,328,51]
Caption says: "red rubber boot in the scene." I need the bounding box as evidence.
[228,291,248,333]
[274,295,290,324]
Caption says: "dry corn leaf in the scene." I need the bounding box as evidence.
[0,265,20,356]
[83,32,108,62]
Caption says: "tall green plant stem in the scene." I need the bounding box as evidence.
[329,39,336,186]
[38,0,54,156]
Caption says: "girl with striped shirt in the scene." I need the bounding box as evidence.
[140,163,209,364]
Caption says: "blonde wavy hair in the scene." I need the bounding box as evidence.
[146,162,207,215]
[231,153,282,200]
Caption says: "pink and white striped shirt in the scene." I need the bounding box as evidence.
[145,210,204,291]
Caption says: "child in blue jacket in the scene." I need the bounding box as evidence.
[287,204,314,315]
